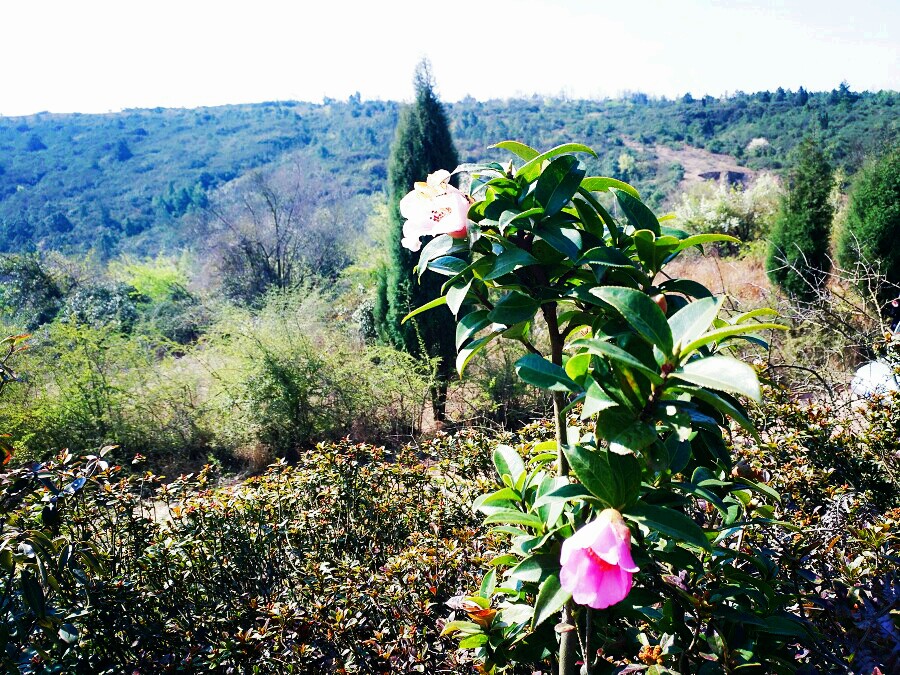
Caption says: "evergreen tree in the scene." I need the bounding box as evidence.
[837,143,900,298]
[373,61,460,420]
[766,137,834,301]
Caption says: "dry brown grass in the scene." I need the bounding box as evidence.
[663,250,774,308]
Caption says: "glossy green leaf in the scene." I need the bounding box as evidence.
[615,189,660,235]
[515,354,582,393]
[625,502,712,552]
[483,508,545,530]
[484,247,540,280]
[673,233,740,253]
[491,140,539,161]
[673,356,762,402]
[609,421,658,455]
[562,444,641,509]
[493,445,526,484]
[681,323,786,356]
[516,143,597,182]
[535,223,584,260]
[532,574,571,629]
[402,295,447,324]
[535,155,586,216]
[456,310,491,349]
[488,291,540,326]
[580,176,641,199]
[668,296,723,353]
[572,338,663,384]
[459,633,490,648]
[592,287,674,356]
[582,380,619,417]
[457,331,501,376]
[446,279,472,316]
[498,207,544,232]
[426,255,469,277]
[507,554,560,583]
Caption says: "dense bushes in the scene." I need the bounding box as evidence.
[767,138,834,301]
[0,434,498,673]
[837,143,900,298]
[0,288,438,469]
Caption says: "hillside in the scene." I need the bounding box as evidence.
[0,87,896,256]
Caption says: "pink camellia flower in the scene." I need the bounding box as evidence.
[560,508,639,609]
[399,169,470,252]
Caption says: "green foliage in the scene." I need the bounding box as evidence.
[410,141,801,673]
[374,61,460,418]
[767,137,835,300]
[0,254,64,329]
[675,173,781,253]
[837,143,900,297]
[0,434,498,673]
[1,88,894,257]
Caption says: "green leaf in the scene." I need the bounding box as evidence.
[533,483,596,508]
[562,444,641,509]
[446,279,472,316]
[488,291,540,326]
[418,234,466,276]
[532,574,571,629]
[457,310,491,349]
[516,143,597,182]
[615,189,660,235]
[483,508,545,530]
[491,140,539,161]
[578,246,635,270]
[681,323,786,356]
[674,386,758,439]
[582,380,619,417]
[673,356,762,402]
[659,278,714,299]
[535,155,586,216]
[515,354,582,393]
[507,554,560,583]
[499,207,545,233]
[402,295,447,324]
[625,502,712,552]
[592,286,673,356]
[581,176,641,199]
[668,296,723,352]
[572,338,663,384]
[426,255,469,277]
[457,331,501,376]
[609,421,658,455]
[493,445,526,484]
[535,223,584,260]
[459,633,490,648]
[732,307,779,324]
[441,620,483,636]
[484,247,540,280]
[673,233,740,253]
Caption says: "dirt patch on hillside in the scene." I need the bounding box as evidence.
[625,139,758,193]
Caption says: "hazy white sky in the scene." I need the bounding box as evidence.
[2,0,897,115]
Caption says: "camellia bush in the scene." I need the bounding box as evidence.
[401,142,807,674]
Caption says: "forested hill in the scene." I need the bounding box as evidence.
[0,86,896,257]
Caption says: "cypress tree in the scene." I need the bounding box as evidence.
[837,143,900,300]
[766,137,834,301]
[373,61,460,420]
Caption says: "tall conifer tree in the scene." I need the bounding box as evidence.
[373,61,459,420]
[766,137,833,301]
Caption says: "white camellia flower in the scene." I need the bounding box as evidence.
[399,170,470,252]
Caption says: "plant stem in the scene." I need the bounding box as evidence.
[542,300,578,675]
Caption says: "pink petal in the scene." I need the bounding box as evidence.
[590,566,633,610]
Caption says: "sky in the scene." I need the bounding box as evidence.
[1,0,898,116]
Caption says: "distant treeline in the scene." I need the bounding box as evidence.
[0,86,896,256]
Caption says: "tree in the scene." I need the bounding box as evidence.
[203,169,353,305]
[766,137,834,300]
[372,60,460,420]
[837,143,900,298]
